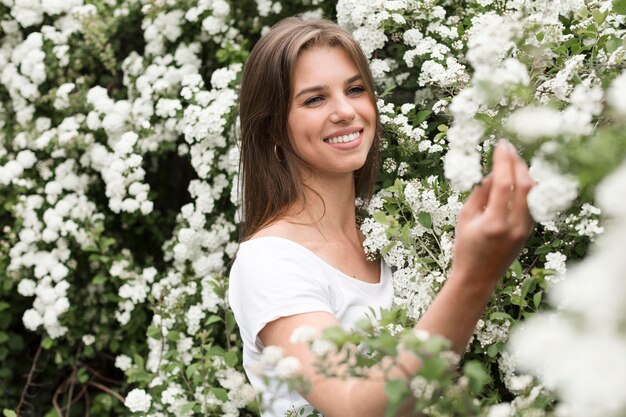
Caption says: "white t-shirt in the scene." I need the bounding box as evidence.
[228,236,394,417]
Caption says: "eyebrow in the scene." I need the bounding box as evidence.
[294,74,363,99]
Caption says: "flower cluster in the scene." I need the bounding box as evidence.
[510,162,626,417]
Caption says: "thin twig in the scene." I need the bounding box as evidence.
[87,381,125,404]
[84,389,91,417]
[65,368,77,417]
[17,341,43,417]
[70,382,89,407]
[82,364,123,385]
[52,381,65,417]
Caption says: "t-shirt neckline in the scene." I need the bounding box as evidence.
[241,236,384,286]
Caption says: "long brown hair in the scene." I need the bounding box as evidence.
[238,16,381,240]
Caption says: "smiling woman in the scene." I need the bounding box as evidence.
[230,16,534,417]
[237,17,381,240]
[287,45,376,179]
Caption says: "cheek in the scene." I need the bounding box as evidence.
[359,99,377,123]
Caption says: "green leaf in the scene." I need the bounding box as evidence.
[606,37,622,53]
[0,332,8,344]
[373,211,390,224]
[186,363,200,379]
[592,9,607,25]
[413,110,432,125]
[224,351,239,367]
[487,343,500,358]
[147,325,161,340]
[211,387,229,402]
[42,337,53,350]
[0,302,10,312]
[463,361,491,393]
[384,379,410,417]
[180,402,197,414]
[416,212,432,229]
[77,367,89,383]
[226,310,236,334]
[510,259,522,279]
[533,291,543,309]
[400,222,412,246]
[133,354,144,370]
[3,409,17,417]
[92,275,107,285]
[205,315,222,326]
[489,312,513,322]
[613,0,626,15]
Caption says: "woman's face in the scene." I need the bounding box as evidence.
[287,45,376,180]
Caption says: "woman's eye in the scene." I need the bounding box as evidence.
[304,96,324,106]
[348,86,366,95]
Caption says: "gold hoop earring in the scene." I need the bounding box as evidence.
[273,144,283,162]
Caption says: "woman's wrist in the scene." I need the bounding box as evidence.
[446,264,499,297]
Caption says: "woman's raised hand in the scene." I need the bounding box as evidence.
[450,140,535,288]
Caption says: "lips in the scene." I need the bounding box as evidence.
[323,129,363,144]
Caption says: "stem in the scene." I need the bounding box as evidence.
[70,383,88,407]
[83,363,123,385]
[65,368,77,417]
[16,340,43,417]
[417,238,446,272]
[87,381,125,404]
[85,388,91,417]
[52,380,65,417]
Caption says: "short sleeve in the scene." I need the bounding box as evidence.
[228,239,334,353]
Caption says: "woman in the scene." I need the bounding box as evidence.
[228,16,534,417]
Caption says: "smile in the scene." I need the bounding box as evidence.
[323,130,362,144]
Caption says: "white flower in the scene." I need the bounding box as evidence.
[487,403,512,417]
[16,150,37,169]
[17,279,37,296]
[607,71,626,116]
[210,65,240,89]
[261,345,284,366]
[289,325,317,344]
[545,251,567,282]
[22,308,43,331]
[161,383,183,405]
[185,305,205,335]
[505,106,563,142]
[82,334,96,346]
[125,388,152,413]
[115,354,133,371]
[444,148,483,191]
[115,132,138,155]
[596,159,626,217]
[311,339,336,357]
[275,356,301,379]
[527,157,578,222]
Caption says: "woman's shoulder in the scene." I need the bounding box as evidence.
[234,222,323,273]
[243,219,319,251]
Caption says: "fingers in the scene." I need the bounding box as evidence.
[510,151,535,233]
[484,140,516,220]
[462,174,493,217]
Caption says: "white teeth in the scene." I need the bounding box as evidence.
[325,131,361,144]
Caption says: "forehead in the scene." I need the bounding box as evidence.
[292,46,360,87]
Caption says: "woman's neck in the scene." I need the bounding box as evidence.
[286,171,360,243]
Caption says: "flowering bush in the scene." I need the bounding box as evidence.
[1,0,625,417]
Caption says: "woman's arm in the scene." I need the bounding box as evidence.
[259,140,534,417]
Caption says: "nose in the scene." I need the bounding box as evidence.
[329,96,356,123]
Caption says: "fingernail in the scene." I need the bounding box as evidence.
[504,140,516,154]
